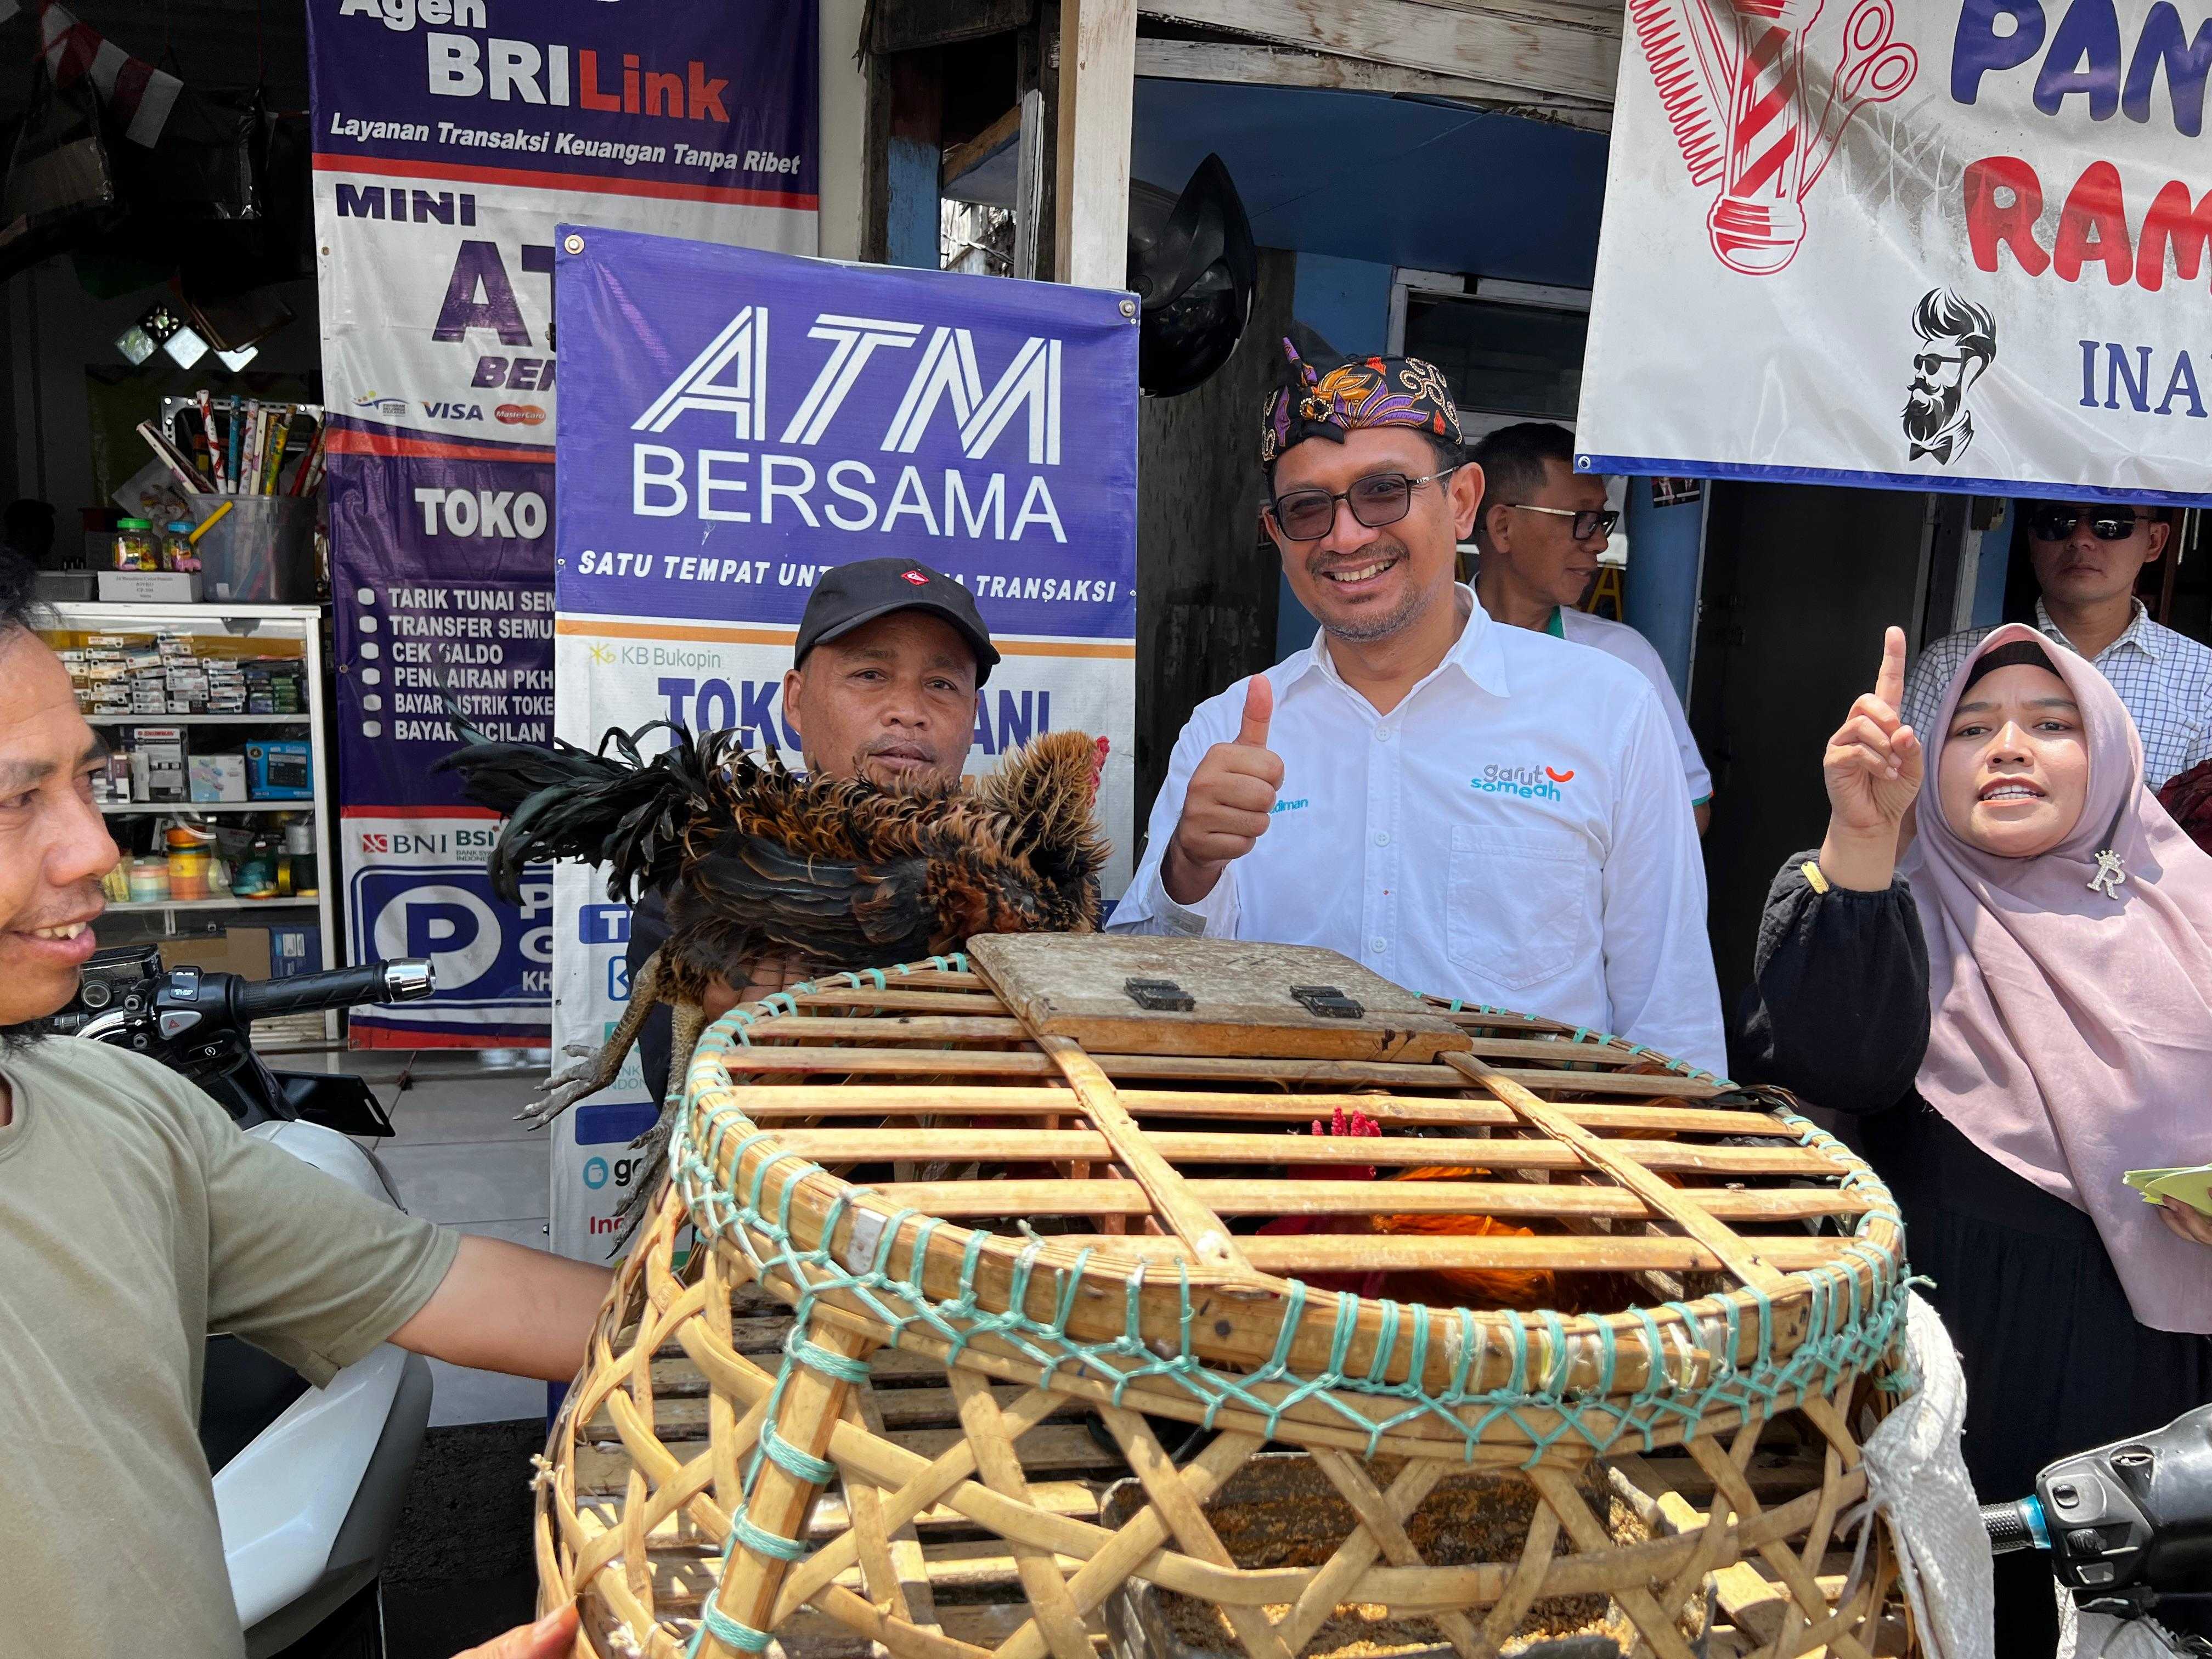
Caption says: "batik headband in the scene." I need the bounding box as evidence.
[1259,338,1463,467]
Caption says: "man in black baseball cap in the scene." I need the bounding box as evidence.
[630,556,996,1097]
[783,556,997,787]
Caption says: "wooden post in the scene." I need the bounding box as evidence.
[1052,0,1135,287]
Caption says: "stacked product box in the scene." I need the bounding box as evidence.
[244,658,305,714]
[58,631,304,718]
[125,727,189,803]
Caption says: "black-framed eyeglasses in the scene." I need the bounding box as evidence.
[1912,351,1967,376]
[1505,503,1620,541]
[2027,505,2140,542]
[1266,467,1458,543]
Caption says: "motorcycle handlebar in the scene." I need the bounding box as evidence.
[231,960,434,1023]
[1983,1497,2050,1556]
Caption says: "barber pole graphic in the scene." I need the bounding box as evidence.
[1709,1,1813,273]
[1627,0,1916,275]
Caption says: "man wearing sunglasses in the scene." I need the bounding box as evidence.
[1466,422,1712,835]
[1110,345,1726,1076]
[1902,501,2211,788]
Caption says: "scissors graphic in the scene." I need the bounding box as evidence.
[1807,0,1916,190]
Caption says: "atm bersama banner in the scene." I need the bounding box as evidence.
[544,229,1137,1254]
[1579,0,2212,505]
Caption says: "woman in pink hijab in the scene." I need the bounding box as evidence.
[1743,622,2212,1657]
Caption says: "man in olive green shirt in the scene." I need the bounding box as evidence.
[0,567,606,1659]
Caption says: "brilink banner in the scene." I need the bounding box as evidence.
[306,0,817,1045]
[1580,0,2212,504]
[546,228,1137,1255]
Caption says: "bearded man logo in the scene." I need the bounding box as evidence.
[1903,287,1996,466]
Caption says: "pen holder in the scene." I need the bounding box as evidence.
[185,494,319,603]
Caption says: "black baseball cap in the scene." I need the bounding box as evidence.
[794,557,1000,686]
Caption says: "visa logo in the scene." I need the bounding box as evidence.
[422,400,484,421]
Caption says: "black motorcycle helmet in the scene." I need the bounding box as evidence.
[1126,154,1256,398]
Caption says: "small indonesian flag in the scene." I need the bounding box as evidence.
[0,0,184,148]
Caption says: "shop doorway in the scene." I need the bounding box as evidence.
[1392,274,1589,440]
[1691,482,1934,1029]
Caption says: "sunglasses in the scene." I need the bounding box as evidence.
[1504,503,1620,541]
[1266,468,1458,543]
[2027,506,2140,542]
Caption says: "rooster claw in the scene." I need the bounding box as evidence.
[514,1043,617,1125]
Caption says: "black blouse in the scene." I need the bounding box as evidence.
[1739,851,2096,1243]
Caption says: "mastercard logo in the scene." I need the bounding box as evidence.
[495,403,547,426]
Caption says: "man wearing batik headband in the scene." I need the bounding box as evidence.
[1111,343,1726,1074]
[1902,500,2212,790]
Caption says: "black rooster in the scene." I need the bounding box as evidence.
[435,717,1109,1164]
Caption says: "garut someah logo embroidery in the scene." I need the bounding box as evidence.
[1472,763,1575,802]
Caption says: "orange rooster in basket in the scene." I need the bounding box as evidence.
[1258,1105,1562,1311]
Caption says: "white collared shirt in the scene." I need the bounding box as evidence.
[1550,606,1713,806]
[1109,587,1728,1075]
[1903,599,2212,789]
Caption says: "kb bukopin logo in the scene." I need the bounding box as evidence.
[1628,0,1917,274]
[1903,287,1996,465]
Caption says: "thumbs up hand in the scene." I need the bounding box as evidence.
[1164,675,1285,905]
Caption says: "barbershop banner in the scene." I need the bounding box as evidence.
[1580,0,2212,505]
[307,0,817,1042]
[546,229,1137,1254]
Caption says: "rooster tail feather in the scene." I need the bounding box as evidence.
[437,719,721,905]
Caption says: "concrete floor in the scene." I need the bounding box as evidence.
[347,1050,561,1429]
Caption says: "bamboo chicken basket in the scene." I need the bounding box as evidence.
[536,936,1914,1659]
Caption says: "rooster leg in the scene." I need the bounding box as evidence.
[611,997,707,1244]
[517,947,667,1128]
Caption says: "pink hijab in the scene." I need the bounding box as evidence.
[1901,623,2212,1334]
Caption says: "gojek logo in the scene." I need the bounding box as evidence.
[1472,763,1575,803]
[614,305,1070,546]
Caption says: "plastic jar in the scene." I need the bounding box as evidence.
[281,817,319,897]
[127,856,171,902]
[113,519,160,571]
[166,844,210,901]
[162,521,201,573]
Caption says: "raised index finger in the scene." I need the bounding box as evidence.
[1874,625,1907,714]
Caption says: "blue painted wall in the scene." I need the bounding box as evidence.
[1622,481,1704,701]
[1131,82,1607,287]
[887,136,939,269]
[1971,501,2015,628]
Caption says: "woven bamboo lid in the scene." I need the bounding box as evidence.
[665,936,1908,1464]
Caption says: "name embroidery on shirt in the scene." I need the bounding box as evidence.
[1271,798,1310,814]
[1471,763,1576,803]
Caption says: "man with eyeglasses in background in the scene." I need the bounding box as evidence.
[1110,346,1726,1076]
[1465,422,1712,834]
[1903,500,2212,788]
